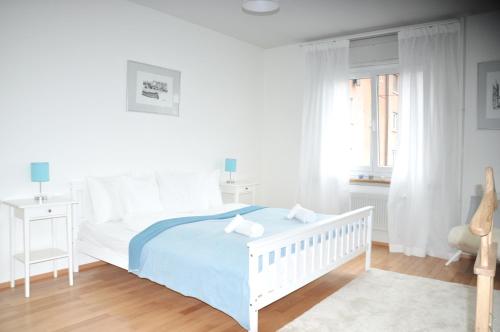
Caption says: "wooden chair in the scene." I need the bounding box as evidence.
[470,167,498,331]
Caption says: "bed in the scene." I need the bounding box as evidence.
[71,177,373,332]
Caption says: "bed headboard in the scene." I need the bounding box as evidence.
[70,179,89,227]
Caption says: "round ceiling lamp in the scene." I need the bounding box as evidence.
[242,0,280,15]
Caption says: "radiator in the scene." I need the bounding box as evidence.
[350,193,388,231]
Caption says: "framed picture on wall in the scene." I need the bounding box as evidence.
[478,60,500,129]
[127,60,181,116]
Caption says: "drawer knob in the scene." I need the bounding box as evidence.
[245,187,249,190]
[48,209,52,213]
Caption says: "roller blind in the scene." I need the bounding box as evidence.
[349,33,398,68]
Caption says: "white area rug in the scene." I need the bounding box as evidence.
[279,269,500,332]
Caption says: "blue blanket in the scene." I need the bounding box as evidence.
[129,206,331,330]
[129,205,265,272]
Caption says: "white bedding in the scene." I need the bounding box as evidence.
[79,221,136,256]
[78,203,248,258]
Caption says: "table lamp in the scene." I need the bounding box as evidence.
[225,158,237,184]
[31,162,49,202]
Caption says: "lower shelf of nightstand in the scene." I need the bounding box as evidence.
[14,248,68,264]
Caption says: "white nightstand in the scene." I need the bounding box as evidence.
[220,182,258,204]
[2,196,77,298]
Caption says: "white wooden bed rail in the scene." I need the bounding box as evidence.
[247,206,374,332]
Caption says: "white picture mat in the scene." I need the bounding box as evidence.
[486,71,500,119]
[477,60,500,129]
[135,71,173,108]
[126,60,181,116]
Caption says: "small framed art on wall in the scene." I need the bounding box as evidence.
[127,60,181,116]
[478,60,500,129]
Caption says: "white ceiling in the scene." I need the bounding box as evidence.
[128,0,500,48]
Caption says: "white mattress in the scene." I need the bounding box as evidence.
[79,221,136,256]
[78,203,248,260]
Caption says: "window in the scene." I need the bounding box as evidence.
[349,71,399,177]
[392,112,399,131]
[349,78,372,167]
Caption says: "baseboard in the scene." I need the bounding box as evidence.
[0,261,107,291]
[371,242,476,261]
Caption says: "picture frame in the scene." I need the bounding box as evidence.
[127,60,181,116]
[477,60,500,129]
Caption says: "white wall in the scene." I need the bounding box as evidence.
[461,11,500,222]
[0,0,263,283]
[259,45,304,208]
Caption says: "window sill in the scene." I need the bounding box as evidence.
[350,178,391,186]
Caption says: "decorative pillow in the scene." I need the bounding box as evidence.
[121,173,164,218]
[86,176,125,224]
[156,171,210,213]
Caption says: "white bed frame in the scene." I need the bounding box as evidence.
[71,181,373,332]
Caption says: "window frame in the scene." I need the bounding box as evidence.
[349,64,399,178]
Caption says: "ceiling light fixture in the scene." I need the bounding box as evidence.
[242,0,280,15]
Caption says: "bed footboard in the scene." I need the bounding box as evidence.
[246,206,373,332]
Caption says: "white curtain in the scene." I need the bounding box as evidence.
[298,41,350,214]
[388,23,462,258]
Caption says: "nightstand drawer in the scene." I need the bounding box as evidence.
[236,185,254,193]
[30,205,67,219]
[242,185,252,191]
[14,205,68,220]
[220,184,255,194]
[220,182,258,204]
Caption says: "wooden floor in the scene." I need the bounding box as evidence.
[1,245,498,332]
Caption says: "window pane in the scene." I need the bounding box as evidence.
[377,74,399,167]
[349,78,372,167]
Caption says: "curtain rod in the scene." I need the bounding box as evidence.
[299,18,460,48]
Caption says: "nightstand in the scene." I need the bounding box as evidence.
[2,196,77,298]
[220,182,258,204]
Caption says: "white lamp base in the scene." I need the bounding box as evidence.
[34,194,48,202]
[226,172,235,184]
[34,182,48,202]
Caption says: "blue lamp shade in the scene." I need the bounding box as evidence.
[225,158,237,172]
[31,162,50,182]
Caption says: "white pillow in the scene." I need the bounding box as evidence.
[121,173,164,218]
[156,171,210,213]
[203,170,223,208]
[86,176,125,224]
